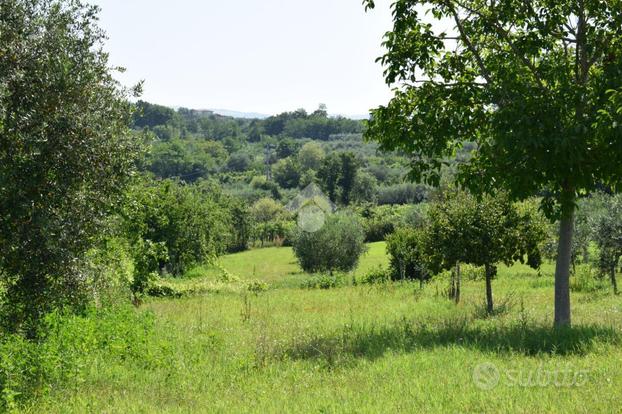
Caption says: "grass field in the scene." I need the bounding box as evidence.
[185,241,390,288]
[26,244,622,413]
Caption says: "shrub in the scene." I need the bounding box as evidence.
[302,273,346,289]
[360,266,392,285]
[255,220,295,247]
[246,280,269,293]
[222,197,254,253]
[292,213,367,274]
[363,216,397,242]
[123,179,230,287]
[386,227,431,285]
[84,237,135,306]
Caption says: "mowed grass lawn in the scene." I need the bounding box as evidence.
[28,244,622,413]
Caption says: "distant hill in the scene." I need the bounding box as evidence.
[210,108,369,121]
[210,109,270,119]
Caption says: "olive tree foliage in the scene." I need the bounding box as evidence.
[292,213,367,274]
[0,0,142,334]
[386,227,431,286]
[593,194,622,295]
[423,192,545,314]
[541,198,595,267]
[363,0,622,327]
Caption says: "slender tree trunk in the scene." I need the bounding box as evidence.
[449,271,456,301]
[485,264,493,314]
[455,261,461,304]
[554,201,575,328]
[611,265,619,295]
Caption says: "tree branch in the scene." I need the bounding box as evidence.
[447,3,494,86]
[407,79,488,88]
[454,0,547,91]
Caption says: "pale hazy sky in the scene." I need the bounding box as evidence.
[92,0,395,116]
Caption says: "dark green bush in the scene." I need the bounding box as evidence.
[292,213,367,274]
[386,227,431,285]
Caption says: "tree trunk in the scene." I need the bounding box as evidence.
[449,267,456,301]
[611,265,619,295]
[554,202,575,328]
[455,261,461,304]
[485,264,493,314]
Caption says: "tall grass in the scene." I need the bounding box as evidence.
[6,247,622,413]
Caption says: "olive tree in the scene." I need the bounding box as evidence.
[594,194,622,295]
[423,192,545,314]
[364,0,622,327]
[0,0,141,334]
[292,213,367,274]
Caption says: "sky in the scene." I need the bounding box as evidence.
[91,0,395,117]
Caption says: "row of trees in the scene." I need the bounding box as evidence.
[133,101,363,144]
[386,192,545,313]
[288,187,544,314]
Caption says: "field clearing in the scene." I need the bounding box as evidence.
[184,241,390,288]
[25,244,622,413]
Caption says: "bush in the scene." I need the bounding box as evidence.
[224,198,254,253]
[58,237,136,309]
[292,213,367,274]
[246,280,269,293]
[255,220,295,247]
[360,266,392,285]
[363,216,397,242]
[302,273,346,289]
[386,227,431,285]
[123,179,230,289]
